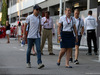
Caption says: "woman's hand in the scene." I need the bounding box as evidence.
[75,36,78,43]
[58,36,61,42]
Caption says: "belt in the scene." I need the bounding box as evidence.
[87,29,95,33]
[87,29,95,31]
[44,28,52,30]
[62,31,73,33]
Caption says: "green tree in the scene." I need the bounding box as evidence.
[1,0,7,26]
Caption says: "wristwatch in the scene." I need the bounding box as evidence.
[58,35,61,37]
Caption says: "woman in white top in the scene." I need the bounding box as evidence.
[6,21,10,43]
[57,7,78,68]
[17,22,22,43]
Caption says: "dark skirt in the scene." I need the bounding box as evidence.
[60,31,75,48]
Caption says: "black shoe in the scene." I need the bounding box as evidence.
[49,53,55,55]
[86,53,92,55]
[69,58,73,63]
[41,53,44,55]
[57,62,60,66]
[65,66,72,68]
[74,60,79,64]
[94,52,98,55]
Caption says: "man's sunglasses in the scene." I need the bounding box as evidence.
[36,9,40,11]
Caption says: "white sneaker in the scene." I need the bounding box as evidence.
[38,63,45,69]
[21,44,24,47]
[26,63,31,68]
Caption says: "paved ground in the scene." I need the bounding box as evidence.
[0,38,100,75]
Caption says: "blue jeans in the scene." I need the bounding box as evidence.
[26,38,42,64]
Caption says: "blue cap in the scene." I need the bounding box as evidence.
[33,4,41,10]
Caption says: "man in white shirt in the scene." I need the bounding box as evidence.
[23,5,44,69]
[70,9,84,64]
[84,10,98,55]
[41,11,55,55]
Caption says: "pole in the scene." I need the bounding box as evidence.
[87,0,90,10]
[99,37,100,61]
[19,0,20,22]
[9,0,11,24]
[59,0,62,17]
[63,0,65,14]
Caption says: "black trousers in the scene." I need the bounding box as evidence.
[87,29,97,53]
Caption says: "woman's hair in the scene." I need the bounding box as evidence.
[74,9,80,13]
[18,22,21,26]
[6,21,10,26]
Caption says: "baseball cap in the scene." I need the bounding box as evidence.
[33,4,41,10]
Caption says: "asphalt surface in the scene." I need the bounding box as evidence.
[0,38,100,75]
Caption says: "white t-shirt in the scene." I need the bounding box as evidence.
[84,15,98,30]
[18,26,21,35]
[26,14,41,39]
[74,17,84,35]
[59,15,76,31]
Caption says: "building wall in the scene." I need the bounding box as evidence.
[8,0,46,15]
[39,0,69,9]
[8,0,98,25]
[80,8,97,46]
[97,6,100,48]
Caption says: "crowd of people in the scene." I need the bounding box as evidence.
[23,4,98,69]
[1,4,98,69]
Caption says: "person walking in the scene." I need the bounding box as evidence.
[84,10,98,55]
[70,9,84,64]
[57,7,78,68]
[41,11,55,55]
[23,4,44,69]
[26,21,36,56]
[17,22,22,43]
[6,21,10,43]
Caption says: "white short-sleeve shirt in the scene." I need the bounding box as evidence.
[25,14,41,39]
[84,15,98,30]
[59,15,76,31]
[74,17,84,35]
[41,17,55,33]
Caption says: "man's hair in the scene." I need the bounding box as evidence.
[74,9,80,13]
[65,7,72,10]
[88,10,92,15]
[45,11,50,15]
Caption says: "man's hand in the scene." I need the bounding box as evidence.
[44,19,48,23]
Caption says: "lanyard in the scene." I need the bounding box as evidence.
[66,16,72,25]
[78,18,81,30]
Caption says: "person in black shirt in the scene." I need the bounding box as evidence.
[6,21,10,43]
